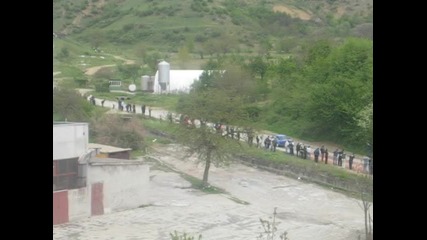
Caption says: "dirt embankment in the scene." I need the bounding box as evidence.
[273,5,312,20]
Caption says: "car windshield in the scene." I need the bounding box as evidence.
[277,135,286,140]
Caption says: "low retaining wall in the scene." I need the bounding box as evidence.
[237,155,373,197]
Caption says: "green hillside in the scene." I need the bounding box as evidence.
[53,0,373,62]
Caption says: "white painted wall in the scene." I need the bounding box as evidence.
[87,162,150,213]
[53,122,89,160]
[68,187,91,221]
[153,70,203,94]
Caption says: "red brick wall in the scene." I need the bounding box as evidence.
[53,191,69,225]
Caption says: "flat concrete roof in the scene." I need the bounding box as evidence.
[88,143,132,153]
[53,121,88,126]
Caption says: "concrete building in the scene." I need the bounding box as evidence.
[86,157,149,214]
[53,122,149,225]
[67,157,149,221]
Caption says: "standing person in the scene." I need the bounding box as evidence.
[264,137,270,150]
[314,147,320,163]
[333,149,339,165]
[148,107,152,117]
[338,150,344,167]
[101,99,105,107]
[247,130,254,147]
[341,151,346,168]
[284,140,289,153]
[132,104,136,113]
[363,156,370,173]
[271,137,277,152]
[325,149,329,164]
[256,136,260,148]
[306,145,312,160]
[167,112,173,123]
[320,145,325,162]
[288,141,294,155]
[303,145,307,159]
[296,143,301,157]
[349,153,355,170]
[141,104,146,115]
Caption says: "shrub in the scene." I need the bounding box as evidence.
[91,115,146,150]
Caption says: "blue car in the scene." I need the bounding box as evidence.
[275,134,293,147]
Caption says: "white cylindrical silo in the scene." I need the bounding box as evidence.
[141,75,149,91]
[158,61,170,84]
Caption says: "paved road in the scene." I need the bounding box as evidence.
[79,89,372,175]
[53,144,372,240]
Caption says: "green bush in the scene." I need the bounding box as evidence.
[93,79,110,92]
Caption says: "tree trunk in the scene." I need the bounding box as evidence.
[202,150,211,186]
[364,201,369,240]
[368,212,372,240]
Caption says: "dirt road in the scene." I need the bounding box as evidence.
[84,64,116,76]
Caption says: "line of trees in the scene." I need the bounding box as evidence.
[247,38,373,152]
[173,38,372,185]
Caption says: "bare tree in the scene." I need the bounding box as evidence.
[257,207,289,240]
[356,176,373,240]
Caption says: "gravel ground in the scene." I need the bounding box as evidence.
[53,144,372,240]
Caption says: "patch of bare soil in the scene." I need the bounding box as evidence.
[335,6,346,17]
[273,5,312,20]
[84,64,116,76]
